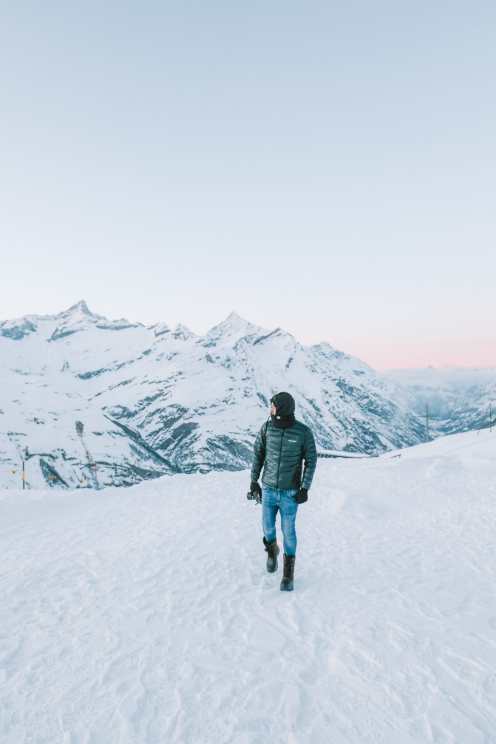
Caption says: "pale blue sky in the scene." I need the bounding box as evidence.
[1,1,494,368]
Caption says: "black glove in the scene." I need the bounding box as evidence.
[294,488,308,504]
[249,481,262,504]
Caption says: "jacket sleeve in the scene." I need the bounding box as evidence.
[250,424,266,483]
[301,427,317,490]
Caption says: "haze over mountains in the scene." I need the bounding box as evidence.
[0,301,493,489]
[387,367,496,435]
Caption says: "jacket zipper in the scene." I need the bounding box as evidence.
[276,429,284,489]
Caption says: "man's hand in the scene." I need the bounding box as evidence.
[294,488,308,504]
[249,481,262,504]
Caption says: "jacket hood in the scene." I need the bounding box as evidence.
[270,391,295,418]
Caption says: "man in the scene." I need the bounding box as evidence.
[249,391,317,591]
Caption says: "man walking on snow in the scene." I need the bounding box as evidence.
[249,392,317,591]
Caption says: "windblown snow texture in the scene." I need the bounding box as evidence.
[1,430,495,743]
[0,301,427,488]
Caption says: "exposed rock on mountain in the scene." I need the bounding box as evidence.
[1,301,427,488]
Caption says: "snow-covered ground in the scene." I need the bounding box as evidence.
[1,429,496,743]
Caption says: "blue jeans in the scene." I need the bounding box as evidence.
[262,486,299,557]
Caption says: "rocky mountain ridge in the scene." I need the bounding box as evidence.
[1,300,428,488]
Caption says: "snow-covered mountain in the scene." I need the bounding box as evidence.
[2,430,496,742]
[386,367,496,435]
[0,301,428,489]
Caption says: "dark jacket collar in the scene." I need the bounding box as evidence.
[270,413,295,429]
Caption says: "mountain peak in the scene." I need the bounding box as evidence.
[212,311,253,330]
[225,310,246,324]
[204,314,256,348]
[173,323,196,340]
[63,300,93,317]
[206,311,264,339]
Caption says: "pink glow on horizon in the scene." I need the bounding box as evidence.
[344,337,496,371]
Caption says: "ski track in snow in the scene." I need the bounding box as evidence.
[1,431,496,744]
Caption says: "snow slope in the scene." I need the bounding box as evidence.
[1,429,495,743]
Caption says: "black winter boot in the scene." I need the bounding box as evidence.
[263,537,280,573]
[280,554,295,591]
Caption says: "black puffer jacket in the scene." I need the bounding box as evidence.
[251,418,317,491]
